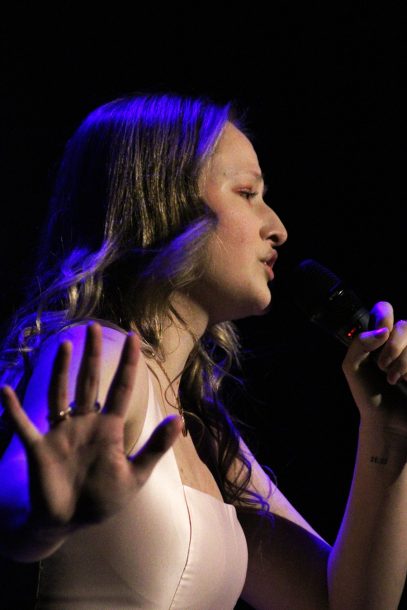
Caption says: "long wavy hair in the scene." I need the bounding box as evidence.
[0,92,271,512]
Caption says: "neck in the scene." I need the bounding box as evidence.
[146,290,209,389]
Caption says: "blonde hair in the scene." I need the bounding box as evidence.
[0,92,271,512]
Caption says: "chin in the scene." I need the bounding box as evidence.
[205,282,273,324]
[254,288,273,314]
[232,294,272,322]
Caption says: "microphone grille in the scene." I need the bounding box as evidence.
[290,258,343,318]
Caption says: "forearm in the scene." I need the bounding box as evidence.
[328,425,407,610]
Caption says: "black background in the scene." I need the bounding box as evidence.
[2,3,407,607]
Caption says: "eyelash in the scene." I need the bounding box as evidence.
[239,190,258,200]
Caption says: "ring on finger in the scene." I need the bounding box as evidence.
[48,406,73,427]
[68,400,103,414]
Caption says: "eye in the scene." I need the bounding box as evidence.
[239,190,258,200]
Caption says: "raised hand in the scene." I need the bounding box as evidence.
[0,323,182,537]
[342,301,407,443]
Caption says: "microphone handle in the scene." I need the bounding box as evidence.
[310,287,407,398]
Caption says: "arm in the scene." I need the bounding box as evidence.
[235,440,332,610]
[235,302,406,610]
[0,323,181,562]
[328,303,407,609]
[327,421,406,610]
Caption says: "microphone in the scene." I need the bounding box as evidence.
[287,258,407,398]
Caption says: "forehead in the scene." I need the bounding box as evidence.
[207,122,262,181]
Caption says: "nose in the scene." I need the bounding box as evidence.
[260,205,288,246]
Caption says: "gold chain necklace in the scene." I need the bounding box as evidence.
[151,355,188,437]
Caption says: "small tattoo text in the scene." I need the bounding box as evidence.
[370,456,388,465]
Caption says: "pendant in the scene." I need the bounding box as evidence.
[181,413,188,437]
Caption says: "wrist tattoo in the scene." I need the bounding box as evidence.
[370,455,388,465]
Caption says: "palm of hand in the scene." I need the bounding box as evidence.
[27,412,136,526]
[1,324,181,530]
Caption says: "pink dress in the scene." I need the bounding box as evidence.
[34,367,249,609]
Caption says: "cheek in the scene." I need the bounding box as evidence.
[214,213,255,252]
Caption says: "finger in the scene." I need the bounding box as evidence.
[0,385,41,447]
[377,321,407,383]
[377,320,407,371]
[343,327,390,373]
[103,332,140,417]
[387,357,407,385]
[48,340,72,424]
[370,301,394,331]
[130,415,182,483]
[73,322,102,414]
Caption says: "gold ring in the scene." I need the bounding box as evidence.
[48,406,73,426]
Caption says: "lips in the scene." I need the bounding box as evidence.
[261,252,278,268]
[261,252,278,280]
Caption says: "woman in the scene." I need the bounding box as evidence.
[0,93,406,609]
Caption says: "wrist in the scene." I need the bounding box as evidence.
[358,422,407,474]
[359,419,407,449]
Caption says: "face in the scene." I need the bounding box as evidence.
[194,122,288,324]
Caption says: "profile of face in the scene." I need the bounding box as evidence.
[195,122,288,324]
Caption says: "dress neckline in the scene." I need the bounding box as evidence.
[57,319,238,512]
[145,367,235,508]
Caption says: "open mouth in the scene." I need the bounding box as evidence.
[262,260,274,280]
[260,252,278,280]
[262,252,277,268]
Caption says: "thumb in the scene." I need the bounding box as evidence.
[130,414,182,481]
[344,327,390,371]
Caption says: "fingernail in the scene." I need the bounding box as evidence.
[387,371,400,385]
[374,327,388,336]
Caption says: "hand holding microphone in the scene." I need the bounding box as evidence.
[288,258,407,399]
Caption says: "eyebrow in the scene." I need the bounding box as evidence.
[243,171,269,196]
[251,172,265,183]
[228,170,265,183]
[224,169,269,197]
[253,172,269,197]
[224,169,269,195]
